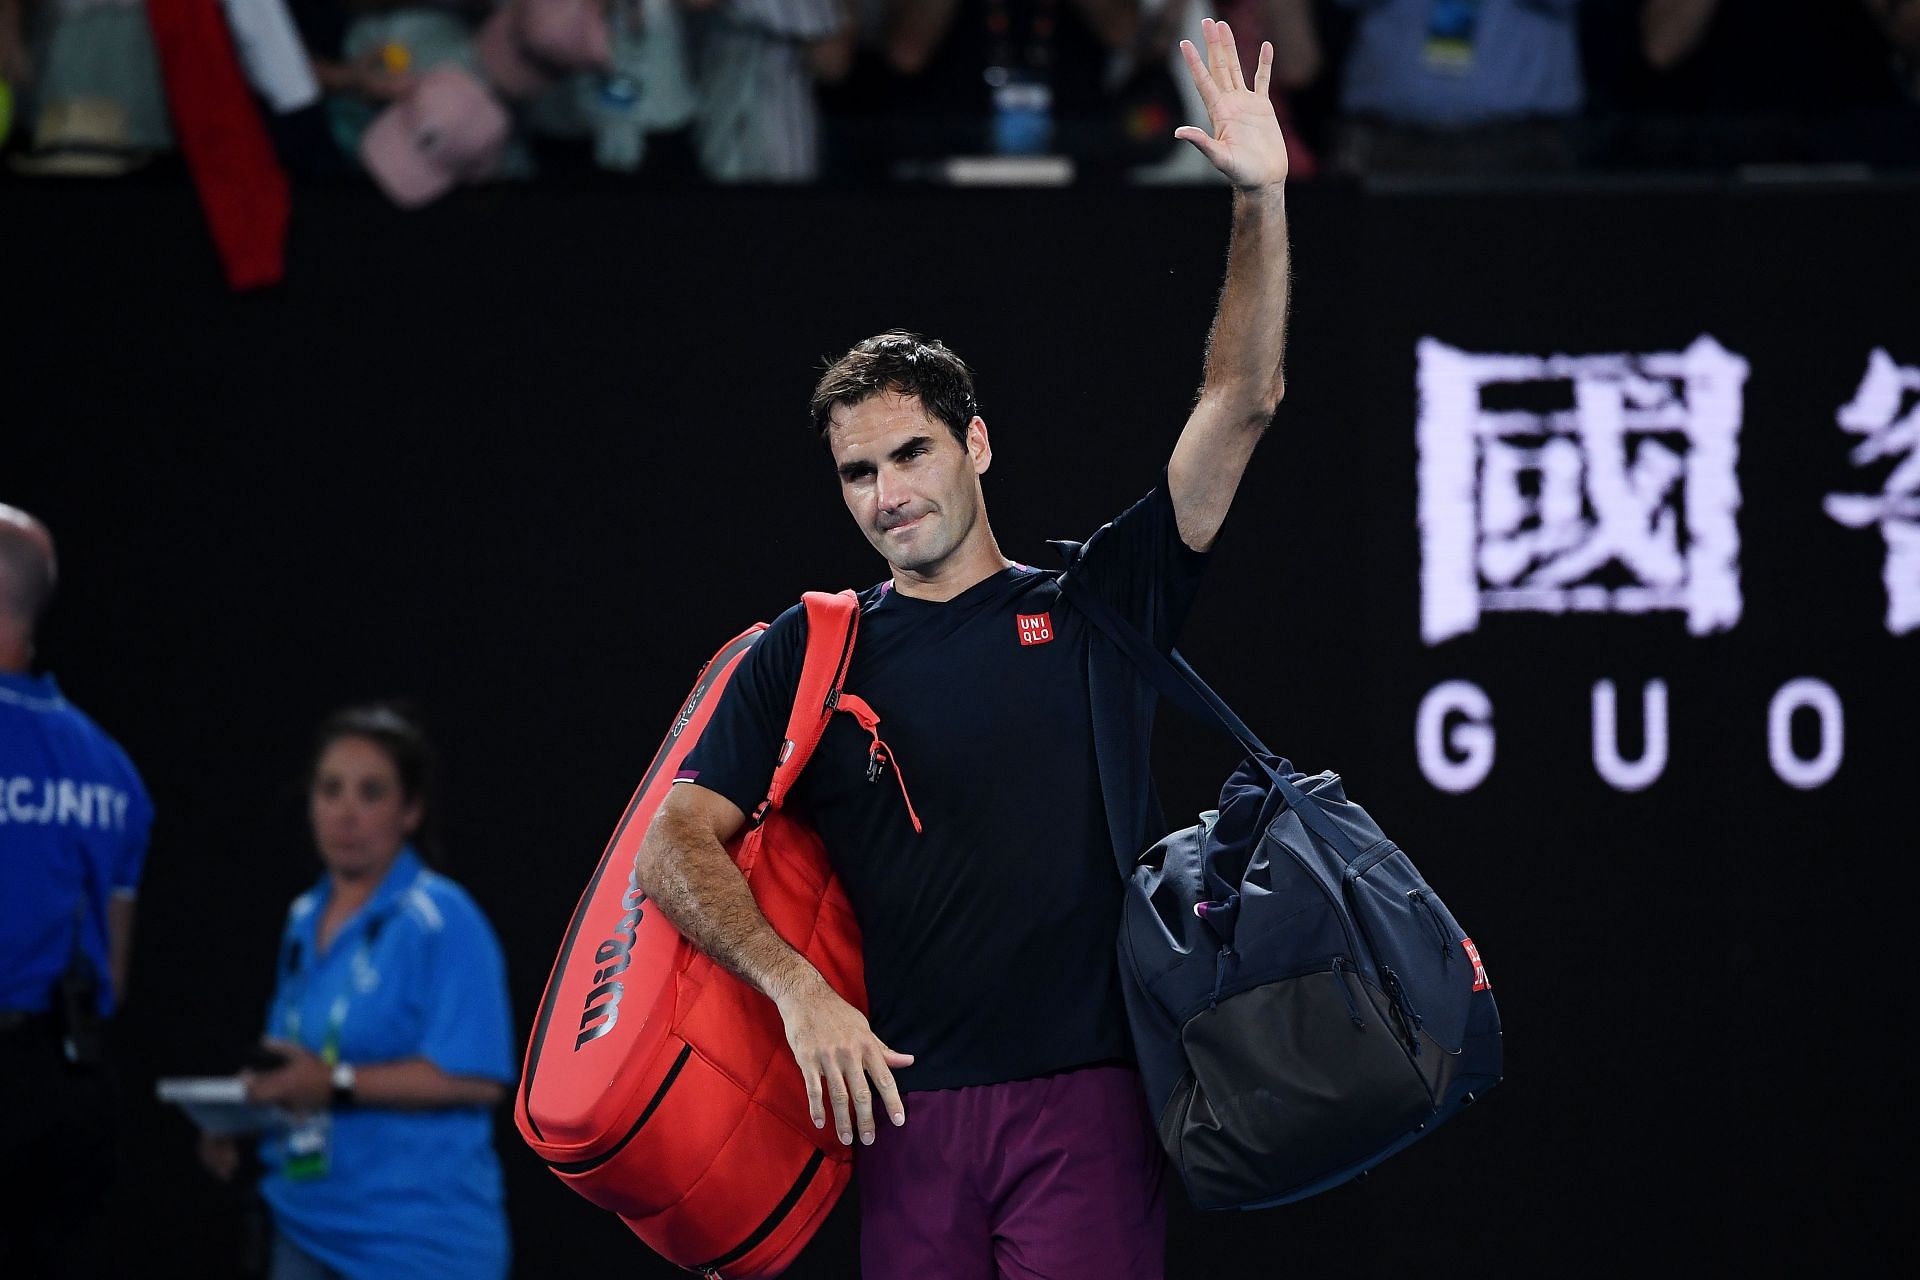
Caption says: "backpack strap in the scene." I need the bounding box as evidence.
[1055,552,1369,867]
[753,589,860,826]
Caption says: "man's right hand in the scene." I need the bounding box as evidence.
[638,786,912,1144]
[775,972,913,1147]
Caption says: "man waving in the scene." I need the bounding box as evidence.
[635,20,1292,1277]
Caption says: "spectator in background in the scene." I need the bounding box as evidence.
[0,0,30,109]
[1216,0,1317,88]
[197,704,516,1280]
[257,0,497,176]
[0,505,155,1279]
[685,0,854,181]
[247,1,461,175]
[1138,1,1322,179]
[3,0,172,175]
[284,0,487,100]
[1331,0,1584,177]
[822,0,1146,178]
[1582,0,1920,169]
[318,4,481,158]
[1870,0,1920,66]
[476,0,701,180]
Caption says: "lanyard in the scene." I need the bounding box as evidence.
[280,904,394,1061]
[285,994,352,1065]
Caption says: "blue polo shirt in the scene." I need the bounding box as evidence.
[0,670,152,1016]
[1336,0,1584,128]
[260,847,517,1280]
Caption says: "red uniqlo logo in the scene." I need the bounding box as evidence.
[1017,612,1054,646]
[1462,937,1491,991]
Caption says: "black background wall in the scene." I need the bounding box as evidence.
[10,173,1916,1276]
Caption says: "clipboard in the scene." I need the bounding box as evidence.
[155,1076,292,1136]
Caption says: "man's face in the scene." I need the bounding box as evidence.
[827,391,989,577]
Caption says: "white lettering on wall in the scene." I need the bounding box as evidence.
[1416,680,1495,794]
[1591,680,1669,792]
[1768,679,1844,790]
[1414,679,1858,794]
[1417,336,1750,645]
[1824,348,1920,635]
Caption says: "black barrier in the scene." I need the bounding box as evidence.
[10,175,1915,1275]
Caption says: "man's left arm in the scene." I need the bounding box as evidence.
[1166,17,1293,553]
[107,892,135,1005]
[107,768,153,1007]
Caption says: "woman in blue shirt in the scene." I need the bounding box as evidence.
[199,704,517,1280]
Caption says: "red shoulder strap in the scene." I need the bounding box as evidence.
[761,589,860,816]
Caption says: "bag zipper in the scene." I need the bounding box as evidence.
[1409,888,1454,964]
[823,613,857,713]
[1330,957,1365,1029]
[1343,869,1423,1056]
[1382,967,1424,1057]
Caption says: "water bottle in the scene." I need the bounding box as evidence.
[986,65,1054,157]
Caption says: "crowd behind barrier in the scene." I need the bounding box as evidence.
[3,0,1919,201]
[6,0,1915,289]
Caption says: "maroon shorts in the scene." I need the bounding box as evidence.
[856,1064,1167,1280]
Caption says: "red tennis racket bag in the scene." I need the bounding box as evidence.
[515,591,868,1278]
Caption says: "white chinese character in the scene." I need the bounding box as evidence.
[1824,349,1920,636]
[1417,336,1749,645]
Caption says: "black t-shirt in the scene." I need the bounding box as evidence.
[679,480,1208,1093]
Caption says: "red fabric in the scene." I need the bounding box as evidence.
[145,0,290,291]
[517,592,868,1277]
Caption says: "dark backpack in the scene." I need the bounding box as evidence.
[1060,573,1504,1211]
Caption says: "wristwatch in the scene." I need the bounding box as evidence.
[330,1061,357,1108]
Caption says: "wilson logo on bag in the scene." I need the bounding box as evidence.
[517,591,871,1278]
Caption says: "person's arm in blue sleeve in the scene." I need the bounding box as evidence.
[253,1043,505,1110]
[409,894,517,1087]
[251,896,513,1111]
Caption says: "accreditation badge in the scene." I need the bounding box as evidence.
[282,1110,332,1181]
[1421,0,1482,74]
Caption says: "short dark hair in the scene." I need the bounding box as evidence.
[311,701,442,863]
[810,331,980,448]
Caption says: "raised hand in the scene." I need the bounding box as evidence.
[1175,18,1289,191]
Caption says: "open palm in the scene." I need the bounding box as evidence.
[1175,18,1289,190]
